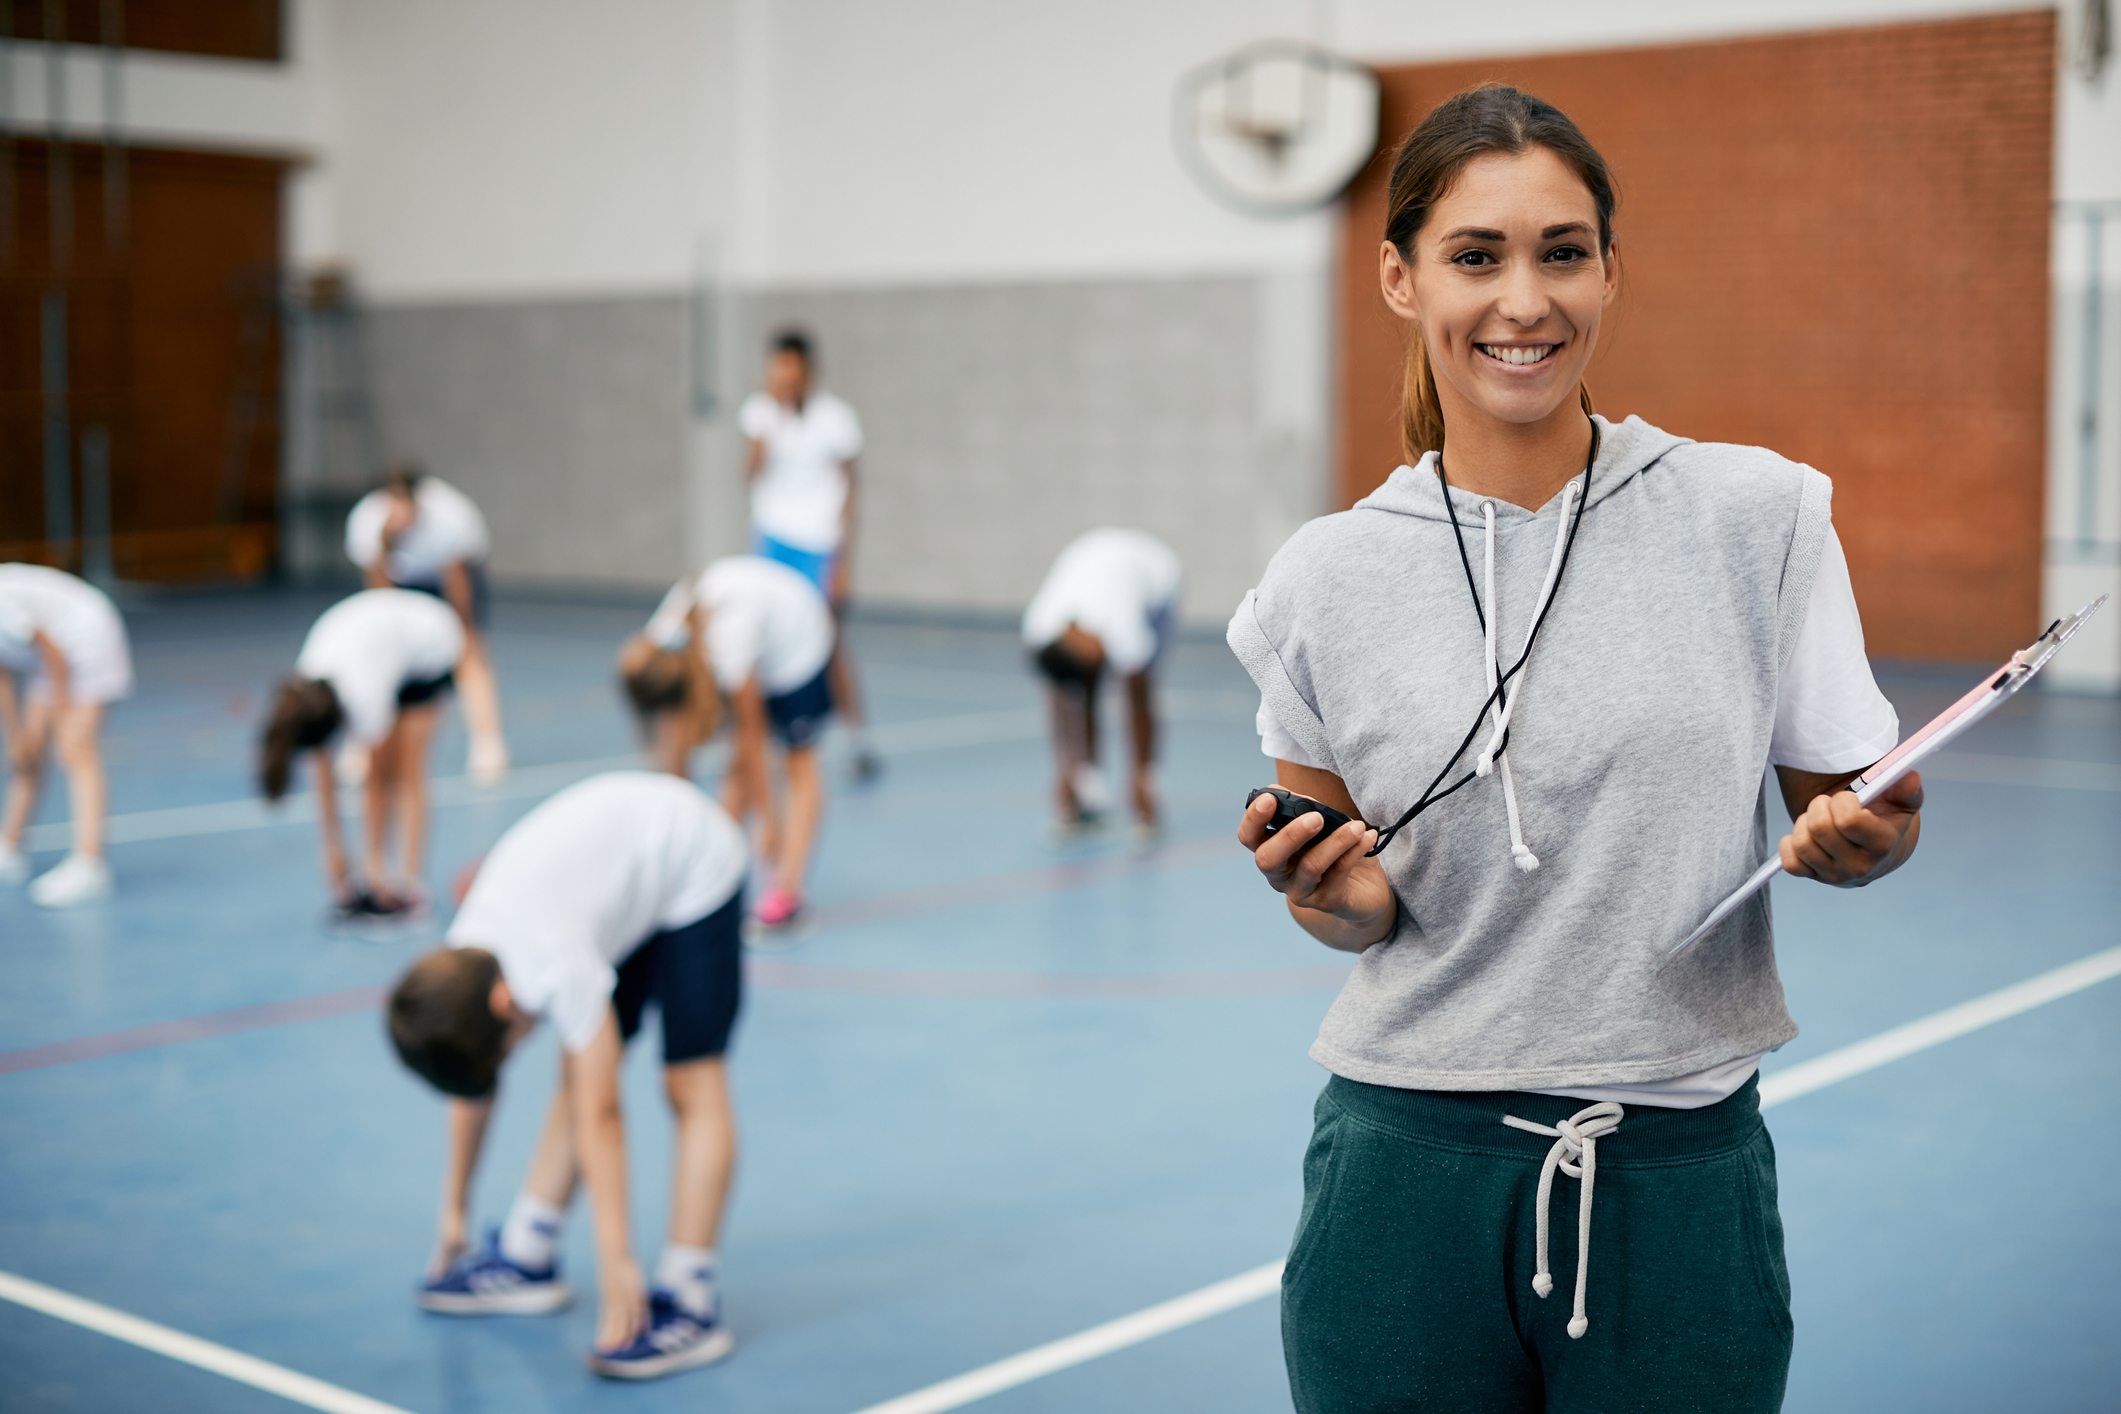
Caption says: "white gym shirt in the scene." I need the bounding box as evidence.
[343,477,491,584]
[1255,523,1899,1108]
[645,556,835,696]
[0,563,134,704]
[741,390,863,554]
[447,772,749,1054]
[1022,528,1185,676]
[294,589,464,746]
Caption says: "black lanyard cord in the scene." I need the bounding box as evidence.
[1366,424,1599,857]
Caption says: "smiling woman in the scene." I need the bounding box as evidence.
[1226,84,1925,1413]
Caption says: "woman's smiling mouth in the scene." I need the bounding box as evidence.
[1477,342,1559,366]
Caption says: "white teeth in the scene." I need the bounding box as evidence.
[1480,344,1556,365]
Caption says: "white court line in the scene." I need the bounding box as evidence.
[0,1269,414,1414]
[1758,943,2121,1107]
[848,942,2121,1414]
[848,1262,1285,1414]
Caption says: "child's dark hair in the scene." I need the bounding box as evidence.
[1034,639,1103,690]
[259,677,343,800]
[388,948,510,1099]
[617,634,720,750]
[770,327,812,364]
[381,459,423,497]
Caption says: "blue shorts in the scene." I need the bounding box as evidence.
[754,533,839,602]
[611,889,744,1064]
[398,563,492,630]
[766,664,834,750]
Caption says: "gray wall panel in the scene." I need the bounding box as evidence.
[365,295,691,587]
[359,273,1328,616]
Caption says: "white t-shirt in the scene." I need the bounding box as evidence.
[644,556,835,697]
[295,589,465,746]
[0,563,133,704]
[741,390,863,554]
[1021,529,1185,676]
[446,771,748,1053]
[344,478,490,584]
[1254,523,1899,1109]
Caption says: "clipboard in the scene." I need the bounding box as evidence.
[1661,595,2109,968]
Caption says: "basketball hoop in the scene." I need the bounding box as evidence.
[1173,40,1380,216]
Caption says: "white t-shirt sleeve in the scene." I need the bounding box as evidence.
[545,953,620,1054]
[419,481,490,565]
[1100,611,1158,677]
[739,392,777,441]
[827,397,862,462]
[1769,526,1899,772]
[644,579,696,649]
[1258,694,1321,768]
[344,492,387,570]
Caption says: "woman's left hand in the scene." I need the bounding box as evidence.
[1778,771,1922,886]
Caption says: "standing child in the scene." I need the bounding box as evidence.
[260,588,465,917]
[740,329,879,779]
[345,462,509,784]
[1022,528,1182,835]
[388,770,746,1381]
[0,563,133,906]
[619,554,834,929]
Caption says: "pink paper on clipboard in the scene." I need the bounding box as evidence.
[1661,595,2109,967]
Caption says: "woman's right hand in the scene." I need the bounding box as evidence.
[1239,792,1398,950]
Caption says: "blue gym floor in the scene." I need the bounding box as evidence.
[2,590,2117,1413]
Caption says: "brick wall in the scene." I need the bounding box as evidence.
[1338,11,2055,661]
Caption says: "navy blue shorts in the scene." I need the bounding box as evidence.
[398,562,491,630]
[766,664,834,750]
[396,672,455,708]
[611,889,744,1064]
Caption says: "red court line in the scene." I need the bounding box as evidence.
[0,836,1273,1075]
[0,987,389,1076]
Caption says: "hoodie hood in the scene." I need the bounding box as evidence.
[1352,414,1692,527]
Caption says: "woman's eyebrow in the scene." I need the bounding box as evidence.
[1542,221,1592,239]
[1440,226,1507,242]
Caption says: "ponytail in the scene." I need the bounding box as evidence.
[260,677,343,801]
[1400,326,1595,464]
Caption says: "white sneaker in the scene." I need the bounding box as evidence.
[468,736,510,787]
[0,843,28,884]
[28,853,113,908]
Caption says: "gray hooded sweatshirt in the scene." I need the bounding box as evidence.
[1227,414,1832,1091]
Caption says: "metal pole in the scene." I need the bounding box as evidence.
[2081,209,2105,555]
[80,424,111,585]
[41,0,72,564]
[101,0,123,251]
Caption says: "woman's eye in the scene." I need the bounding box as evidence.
[1545,245,1589,264]
[1451,249,1495,267]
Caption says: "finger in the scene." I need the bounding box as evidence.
[1236,793,1281,849]
[1824,790,1899,855]
[1252,811,1327,877]
[1777,829,1813,878]
[1880,769,1924,814]
[1285,820,1363,894]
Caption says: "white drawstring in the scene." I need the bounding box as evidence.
[1469,479,1580,872]
[1502,1101,1625,1339]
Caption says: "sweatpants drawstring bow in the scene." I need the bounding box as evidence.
[1502,1101,1625,1338]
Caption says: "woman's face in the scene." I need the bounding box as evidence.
[1380,146,1616,437]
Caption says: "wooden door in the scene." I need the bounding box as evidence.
[0,140,284,581]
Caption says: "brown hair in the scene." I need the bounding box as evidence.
[1384,83,1617,462]
[388,948,510,1098]
[617,634,720,754]
[259,677,343,800]
[381,459,423,498]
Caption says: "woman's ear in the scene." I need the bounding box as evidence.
[1601,240,1620,309]
[1379,240,1420,322]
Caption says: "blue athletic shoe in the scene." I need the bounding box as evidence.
[586,1291,735,1379]
[417,1230,573,1315]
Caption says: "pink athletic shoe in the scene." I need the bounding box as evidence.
[753,886,802,928]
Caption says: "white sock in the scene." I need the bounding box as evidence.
[498,1192,564,1271]
[655,1243,719,1320]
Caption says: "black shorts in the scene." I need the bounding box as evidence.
[396,672,455,708]
[611,888,744,1064]
[398,562,491,630]
[766,664,834,750]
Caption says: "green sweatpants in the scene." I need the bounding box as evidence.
[1282,1074,1791,1414]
